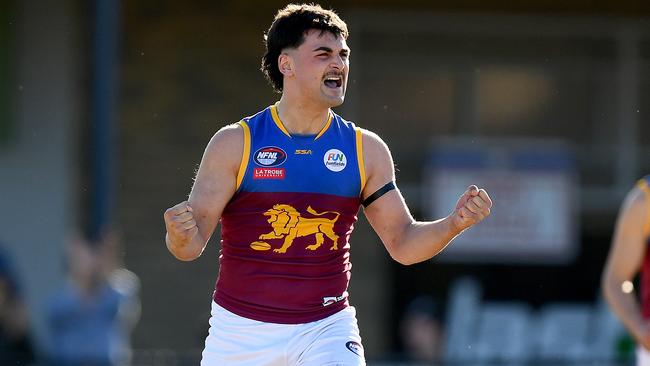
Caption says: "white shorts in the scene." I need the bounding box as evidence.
[201,301,366,366]
[639,346,650,366]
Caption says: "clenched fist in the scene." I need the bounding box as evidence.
[164,201,199,256]
[451,185,492,231]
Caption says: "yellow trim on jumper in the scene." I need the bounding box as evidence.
[636,178,650,237]
[236,120,251,190]
[314,112,333,140]
[271,103,334,139]
[355,127,367,195]
[270,104,291,137]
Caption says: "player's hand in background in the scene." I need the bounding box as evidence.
[451,185,492,231]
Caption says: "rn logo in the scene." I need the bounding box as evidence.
[254,146,287,167]
[324,149,346,172]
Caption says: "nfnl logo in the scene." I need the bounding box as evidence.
[254,146,287,167]
[323,149,346,172]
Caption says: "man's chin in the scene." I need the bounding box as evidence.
[330,97,344,107]
[322,92,345,107]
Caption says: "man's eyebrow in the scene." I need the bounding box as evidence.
[313,46,333,53]
[312,46,351,54]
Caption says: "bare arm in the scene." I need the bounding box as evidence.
[360,130,492,265]
[163,124,243,261]
[602,186,650,349]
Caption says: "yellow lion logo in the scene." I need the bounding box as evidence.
[250,204,340,254]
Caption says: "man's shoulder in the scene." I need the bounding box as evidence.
[203,123,245,162]
[215,123,244,140]
[241,105,272,125]
[204,105,273,158]
[357,128,388,150]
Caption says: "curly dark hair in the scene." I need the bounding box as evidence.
[261,4,349,93]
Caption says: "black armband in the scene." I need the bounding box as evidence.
[362,181,396,208]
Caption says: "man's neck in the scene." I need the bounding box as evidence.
[276,97,330,136]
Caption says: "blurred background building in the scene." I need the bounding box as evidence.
[2,0,650,364]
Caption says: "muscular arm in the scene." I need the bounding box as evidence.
[602,186,650,349]
[164,124,243,261]
[360,130,491,265]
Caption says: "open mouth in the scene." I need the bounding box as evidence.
[323,75,343,89]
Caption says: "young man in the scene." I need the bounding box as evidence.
[603,176,650,365]
[163,4,492,365]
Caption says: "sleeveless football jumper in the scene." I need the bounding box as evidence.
[214,104,366,324]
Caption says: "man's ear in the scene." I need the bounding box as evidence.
[278,53,294,76]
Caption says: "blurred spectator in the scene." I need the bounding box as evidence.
[45,230,140,366]
[0,245,35,365]
[399,295,445,364]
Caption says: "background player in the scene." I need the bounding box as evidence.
[603,175,650,365]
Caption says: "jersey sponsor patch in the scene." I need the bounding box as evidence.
[254,146,287,167]
[345,341,364,357]
[254,168,285,180]
[324,149,346,172]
